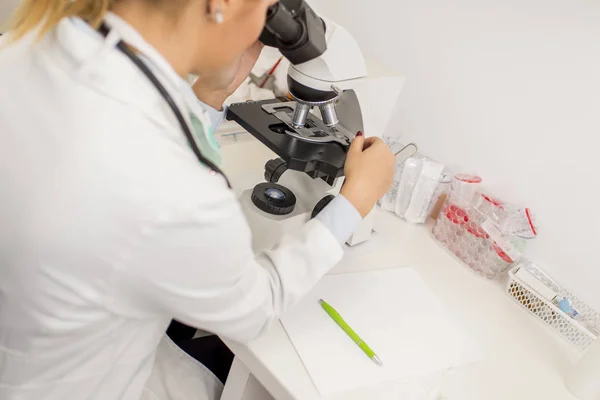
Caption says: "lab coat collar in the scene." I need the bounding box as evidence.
[53,15,181,133]
[100,13,222,163]
[102,12,211,127]
[102,12,185,94]
[53,13,216,147]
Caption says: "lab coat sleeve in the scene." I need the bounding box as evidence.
[315,195,362,245]
[117,181,357,344]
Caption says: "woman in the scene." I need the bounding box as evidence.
[0,1,395,399]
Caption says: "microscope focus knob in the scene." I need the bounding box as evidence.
[264,158,289,183]
[251,183,297,216]
[311,195,336,219]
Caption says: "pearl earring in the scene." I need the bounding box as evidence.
[214,9,224,24]
[208,2,224,24]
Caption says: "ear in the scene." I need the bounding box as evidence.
[206,0,232,24]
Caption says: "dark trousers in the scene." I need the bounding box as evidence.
[166,320,234,384]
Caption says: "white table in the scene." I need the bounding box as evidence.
[219,138,582,400]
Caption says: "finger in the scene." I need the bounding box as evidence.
[348,131,365,156]
[362,137,378,149]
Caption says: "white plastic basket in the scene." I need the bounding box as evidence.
[506,263,599,352]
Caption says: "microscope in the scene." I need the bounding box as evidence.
[227,0,404,250]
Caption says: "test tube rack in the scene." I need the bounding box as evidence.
[432,198,520,280]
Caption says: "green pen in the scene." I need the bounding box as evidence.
[319,299,383,366]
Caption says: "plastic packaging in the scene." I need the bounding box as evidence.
[500,207,537,238]
[394,157,423,218]
[432,175,535,280]
[379,138,447,224]
[451,174,481,206]
[429,173,453,220]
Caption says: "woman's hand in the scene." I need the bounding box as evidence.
[192,41,263,110]
[340,132,395,218]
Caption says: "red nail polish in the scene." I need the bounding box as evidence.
[356,131,363,137]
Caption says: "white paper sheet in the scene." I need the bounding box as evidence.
[280,268,482,396]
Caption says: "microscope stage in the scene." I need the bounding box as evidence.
[226,99,348,182]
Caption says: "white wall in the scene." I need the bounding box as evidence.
[311,0,600,309]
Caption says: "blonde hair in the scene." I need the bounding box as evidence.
[8,0,114,41]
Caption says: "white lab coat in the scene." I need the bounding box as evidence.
[0,14,357,400]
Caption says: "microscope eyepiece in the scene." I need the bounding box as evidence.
[259,0,327,65]
[265,4,303,45]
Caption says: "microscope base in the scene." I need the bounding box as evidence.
[239,170,373,251]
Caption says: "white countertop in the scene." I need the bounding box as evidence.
[220,138,583,400]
